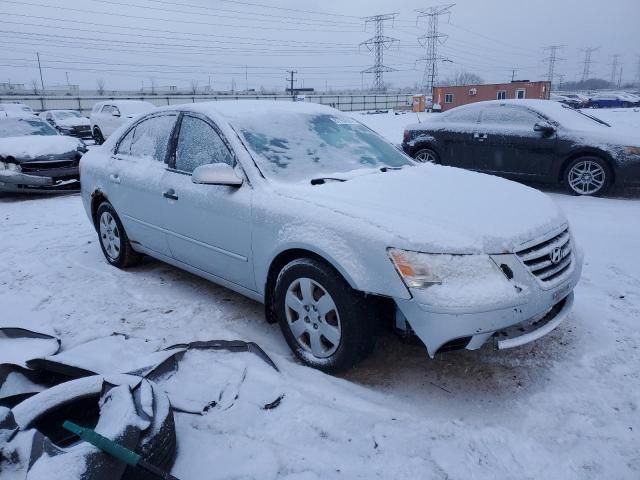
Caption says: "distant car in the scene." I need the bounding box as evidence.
[402,99,640,196]
[551,94,582,109]
[90,100,155,144]
[588,94,636,108]
[41,110,92,140]
[81,101,582,372]
[558,93,589,108]
[0,116,86,193]
[0,103,35,116]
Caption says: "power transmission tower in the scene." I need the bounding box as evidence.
[360,13,399,93]
[579,46,599,82]
[542,45,565,91]
[617,64,624,88]
[610,54,621,85]
[286,70,297,99]
[416,4,454,93]
[556,74,565,90]
[636,56,640,87]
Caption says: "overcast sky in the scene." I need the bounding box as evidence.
[2,0,638,92]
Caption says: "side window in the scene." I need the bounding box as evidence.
[116,127,136,155]
[444,93,454,104]
[101,105,113,114]
[445,107,480,123]
[112,106,121,116]
[481,106,541,127]
[174,115,235,174]
[125,115,176,162]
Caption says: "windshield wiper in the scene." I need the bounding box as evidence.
[310,177,347,185]
[379,166,404,172]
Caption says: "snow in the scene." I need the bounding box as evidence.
[0,135,81,159]
[1,108,640,479]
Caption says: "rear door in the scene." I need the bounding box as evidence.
[473,104,557,180]
[433,106,481,170]
[160,113,255,290]
[107,113,178,256]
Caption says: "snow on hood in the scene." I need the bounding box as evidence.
[0,135,81,160]
[279,165,566,254]
[55,116,90,127]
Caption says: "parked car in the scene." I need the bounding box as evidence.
[588,94,636,108]
[402,99,640,196]
[80,101,582,372]
[41,110,93,140]
[550,94,582,109]
[0,115,86,192]
[90,100,155,145]
[559,93,589,108]
[0,103,35,116]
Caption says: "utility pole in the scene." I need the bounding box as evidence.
[245,65,248,93]
[617,65,623,88]
[36,52,45,94]
[286,70,297,99]
[416,4,454,94]
[610,54,620,85]
[542,45,565,91]
[360,13,399,93]
[511,68,517,82]
[636,56,640,87]
[579,46,599,82]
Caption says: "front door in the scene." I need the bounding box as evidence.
[473,104,557,181]
[107,113,178,256]
[160,113,255,291]
[434,106,481,170]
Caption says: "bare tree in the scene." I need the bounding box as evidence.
[96,78,106,96]
[30,79,39,95]
[189,80,198,95]
[441,71,484,86]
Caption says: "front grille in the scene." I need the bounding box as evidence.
[21,159,79,173]
[516,227,573,283]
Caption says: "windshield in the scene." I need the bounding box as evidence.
[54,111,81,119]
[235,113,413,182]
[0,118,58,138]
[548,104,610,129]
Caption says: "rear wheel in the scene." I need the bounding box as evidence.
[413,147,439,164]
[565,156,611,196]
[96,202,141,268]
[274,258,376,373]
[93,127,105,145]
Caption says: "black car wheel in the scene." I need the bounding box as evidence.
[96,202,141,268]
[274,258,377,373]
[93,127,105,145]
[413,147,439,164]
[565,156,611,196]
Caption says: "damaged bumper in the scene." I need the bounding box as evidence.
[394,245,583,357]
[0,167,79,193]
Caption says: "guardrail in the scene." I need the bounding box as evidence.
[1,94,414,114]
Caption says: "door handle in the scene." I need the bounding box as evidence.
[109,173,121,184]
[473,133,488,141]
[163,189,179,200]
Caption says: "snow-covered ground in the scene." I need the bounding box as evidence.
[1,108,639,479]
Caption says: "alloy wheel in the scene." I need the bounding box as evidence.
[415,150,437,163]
[99,211,121,260]
[568,160,606,195]
[284,277,341,358]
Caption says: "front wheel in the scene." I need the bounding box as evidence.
[565,157,611,196]
[96,202,141,268]
[274,258,377,373]
[93,127,105,145]
[413,147,439,164]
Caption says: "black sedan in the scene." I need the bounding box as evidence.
[41,109,93,140]
[0,116,86,193]
[402,100,640,196]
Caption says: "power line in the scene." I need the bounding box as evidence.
[416,4,454,92]
[360,13,399,92]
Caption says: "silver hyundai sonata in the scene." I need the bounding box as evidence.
[80,101,582,372]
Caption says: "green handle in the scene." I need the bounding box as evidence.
[63,421,141,466]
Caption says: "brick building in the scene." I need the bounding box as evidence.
[433,80,551,112]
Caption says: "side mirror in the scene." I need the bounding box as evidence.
[192,163,243,187]
[534,122,555,134]
[112,111,121,117]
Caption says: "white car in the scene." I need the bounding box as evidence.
[80,101,583,372]
[90,100,155,144]
[0,103,35,117]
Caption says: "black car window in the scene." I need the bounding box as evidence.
[445,108,480,123]
[0,118,58,137]
[123,114,176,162]
[175,115,234,174]
[480,106,541,126]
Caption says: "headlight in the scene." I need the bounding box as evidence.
[6,162,21,172]
[623,146,640,155]
[388,248,506,289]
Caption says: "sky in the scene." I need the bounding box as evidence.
[1,0,638,93]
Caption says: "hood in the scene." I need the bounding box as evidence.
[56,117,90,127]
[560,126,640,149]
[0,135,82,161]
[277,165,567,254]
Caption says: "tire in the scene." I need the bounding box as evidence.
[274,258,377,373]
[93,126,105,145]
[564,156,611,196]
[413,147,439,164]
[96,202,141,268]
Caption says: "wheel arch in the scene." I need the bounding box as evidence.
[410,139,440,159]
[559,149,617,185]
[90,189,109,230]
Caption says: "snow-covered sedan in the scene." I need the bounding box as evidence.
[90,100,156,145]
[403,100,640,196]
[80,101,583,372]
[0,116,86,193]
[41,110,93,140]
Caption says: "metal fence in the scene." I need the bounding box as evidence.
[1,94,414,114]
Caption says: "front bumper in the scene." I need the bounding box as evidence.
[0,166,80,193]
[394,246,583,357]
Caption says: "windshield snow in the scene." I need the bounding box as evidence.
[235,113,413,182]
[546,104,609,130]
[54,111,81,119]
[0,118,58,138]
